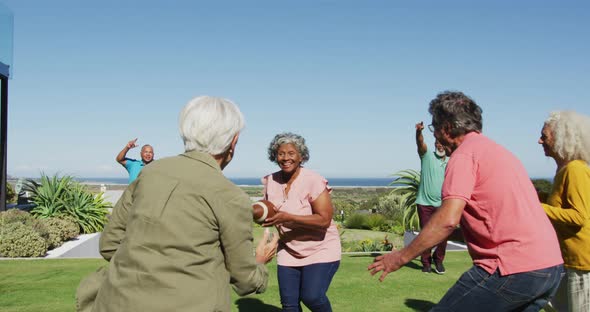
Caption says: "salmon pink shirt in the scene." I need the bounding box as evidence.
[263,168,341,266]
[442,132,563,275]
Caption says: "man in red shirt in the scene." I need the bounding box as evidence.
[369,91,564,311]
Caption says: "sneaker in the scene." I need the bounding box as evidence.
[422,265,432,273]
[434,262,446,274]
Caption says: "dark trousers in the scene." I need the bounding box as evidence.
[431,264,564,311]
[417,204,448,266]
[277,261,340,312]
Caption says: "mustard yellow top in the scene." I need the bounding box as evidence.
[543,160,590,270]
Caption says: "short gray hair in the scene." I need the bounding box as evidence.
[428,91,483,137]
[267,132,310,164]
[179,96,245,155]
[544,110,590,162]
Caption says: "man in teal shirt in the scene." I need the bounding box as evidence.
[116,138,154,183]
[415,121,449,274]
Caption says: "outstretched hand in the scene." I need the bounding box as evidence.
[367,250,405,282]
[415,122,424,131]
[126,138,138,149]
[255,228,279,264]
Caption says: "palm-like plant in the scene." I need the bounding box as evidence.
[62,183,109,233]
[22,174,110,233]
[389,169,420,231]
[23,174,74,218]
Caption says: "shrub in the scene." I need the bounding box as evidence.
[365,214,386,231]
[24,174,110,234]
[345,213,368,230]
[0,222,48,257]
[42,218,66,249]
[41,216,81,250]
[5,183,16,204]
[390,169,421,231]
[332,199,358,220]
[60,215,81,240]
[532,178,553,202]
[0,209,49,242]
[0,208,33,224]
[62,183,109,233]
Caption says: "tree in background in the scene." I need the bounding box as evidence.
[531,178,553,203]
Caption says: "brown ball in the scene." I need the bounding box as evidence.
[252,200,277,225]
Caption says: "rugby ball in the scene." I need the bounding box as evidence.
[252,200,277,225]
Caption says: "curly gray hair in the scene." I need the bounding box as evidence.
[267,132,310,164]
[544,110,590,163]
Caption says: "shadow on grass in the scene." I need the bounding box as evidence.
[235,298,281,312]
[405,298,436,311]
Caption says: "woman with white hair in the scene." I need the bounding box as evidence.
[77,96,278,312]
[539,110,590,312]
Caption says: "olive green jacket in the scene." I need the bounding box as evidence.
[78,151,267,312]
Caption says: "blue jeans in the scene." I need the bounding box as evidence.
[431,264,564,311]
[277,261,340,312]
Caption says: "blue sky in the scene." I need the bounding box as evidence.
[2,0,589,179]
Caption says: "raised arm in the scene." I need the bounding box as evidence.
[415,122,427,156]
[116,138,138,167]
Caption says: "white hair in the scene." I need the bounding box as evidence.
[545,110,590,163]
[179,96,245,155]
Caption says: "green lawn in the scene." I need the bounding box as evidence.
[0,252,474,312]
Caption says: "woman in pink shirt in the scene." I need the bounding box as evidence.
[262,132,341,312]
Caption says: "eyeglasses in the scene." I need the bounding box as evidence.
[428,124,435,132]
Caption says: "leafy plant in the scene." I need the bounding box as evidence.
[531,178,553,203]
[23,174,74,218]
[389,169,421,231]
[61,183,109,233]
[365,214,386,231]
[23,174,110,234]
[344,213,368,230]
[5,183,16,204]
[0,222,48,257]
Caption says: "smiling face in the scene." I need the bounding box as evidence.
[538,124,556,158]
[434,140,446,157]
[141,145,154,164]
[276,143,302,175]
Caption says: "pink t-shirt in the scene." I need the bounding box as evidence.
[262,168,341,266]
[443,132,563,275]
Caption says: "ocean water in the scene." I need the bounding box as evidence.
[78,177,396,187]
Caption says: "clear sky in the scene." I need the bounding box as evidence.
[2,0,589,179]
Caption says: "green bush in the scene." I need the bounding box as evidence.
[344,236,394,253]
[24,174,110,234]
[5,183,16,204]
[389,169,421,231]
[62,183,109,233]
[344,213,368,229]
[59,215,81,240]
[0,208,33,224]
[332,199,358,220]
[0,222,48,257]
[532,178,553,202]
[365,214,386,231]
[0,209,49,242]
[42,218,66,249]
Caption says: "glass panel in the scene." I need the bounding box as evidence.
[0,3,14,78]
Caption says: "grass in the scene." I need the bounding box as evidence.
[0,251,473,312]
